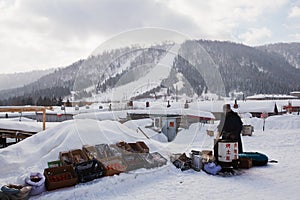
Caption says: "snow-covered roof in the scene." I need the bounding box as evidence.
[127,108,215,119]
[246,94,297,100]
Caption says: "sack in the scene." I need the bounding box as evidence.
[203,162,222,175]
[25,172,46,196]
[238,152,268,166]
[1,185,32,200]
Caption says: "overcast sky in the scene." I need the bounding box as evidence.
[0,0,300,74]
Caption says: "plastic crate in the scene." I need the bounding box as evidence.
[98,156,127,176]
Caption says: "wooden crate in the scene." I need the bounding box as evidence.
[44,165,78,191]
[136,141,150,153]
[70,149,88,165]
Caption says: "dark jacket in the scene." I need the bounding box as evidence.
[218,111,243,140]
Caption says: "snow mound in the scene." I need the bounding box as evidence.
[0,119,161,184]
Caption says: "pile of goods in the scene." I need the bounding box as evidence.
[0,141,167,198]
[171,146,270,176]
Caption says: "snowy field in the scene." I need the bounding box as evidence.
[0,114,300,200]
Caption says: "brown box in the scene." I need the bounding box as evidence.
[136,141,150,153]
[116,141,133,152]
[239,157,252,169]
[70,149,88,165]
[128,143,143,153]
[98,156,127,176]
[44,165,78,191]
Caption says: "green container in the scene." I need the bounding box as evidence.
[47,160,62,168]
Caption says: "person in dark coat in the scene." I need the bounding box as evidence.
[216,104,243,153]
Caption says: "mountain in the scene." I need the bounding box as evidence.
[1,40,300,105]
[257,43,300,69]
[0,69,54,91]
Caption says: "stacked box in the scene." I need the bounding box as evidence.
[44,165,78,191]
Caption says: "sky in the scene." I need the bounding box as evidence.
[0,0,300,74]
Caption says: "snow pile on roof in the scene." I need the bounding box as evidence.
[246,94,297,100]
[0,118,43,132]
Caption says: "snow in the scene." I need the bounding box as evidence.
[1,109,300,199]
[90,44,180,102]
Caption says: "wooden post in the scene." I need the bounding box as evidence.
[42,108,46,130]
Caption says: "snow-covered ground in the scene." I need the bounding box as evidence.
[0,113,300,200]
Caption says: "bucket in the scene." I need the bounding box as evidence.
[217,140,238,168]
[190,150,202,171]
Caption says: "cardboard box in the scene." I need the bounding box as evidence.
[44,165,78,191]
[239,157,252,169]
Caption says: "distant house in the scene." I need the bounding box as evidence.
[36,112,74,122]
[237,101,283,118]
[246,94,297,100]
[290,91,300,99]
